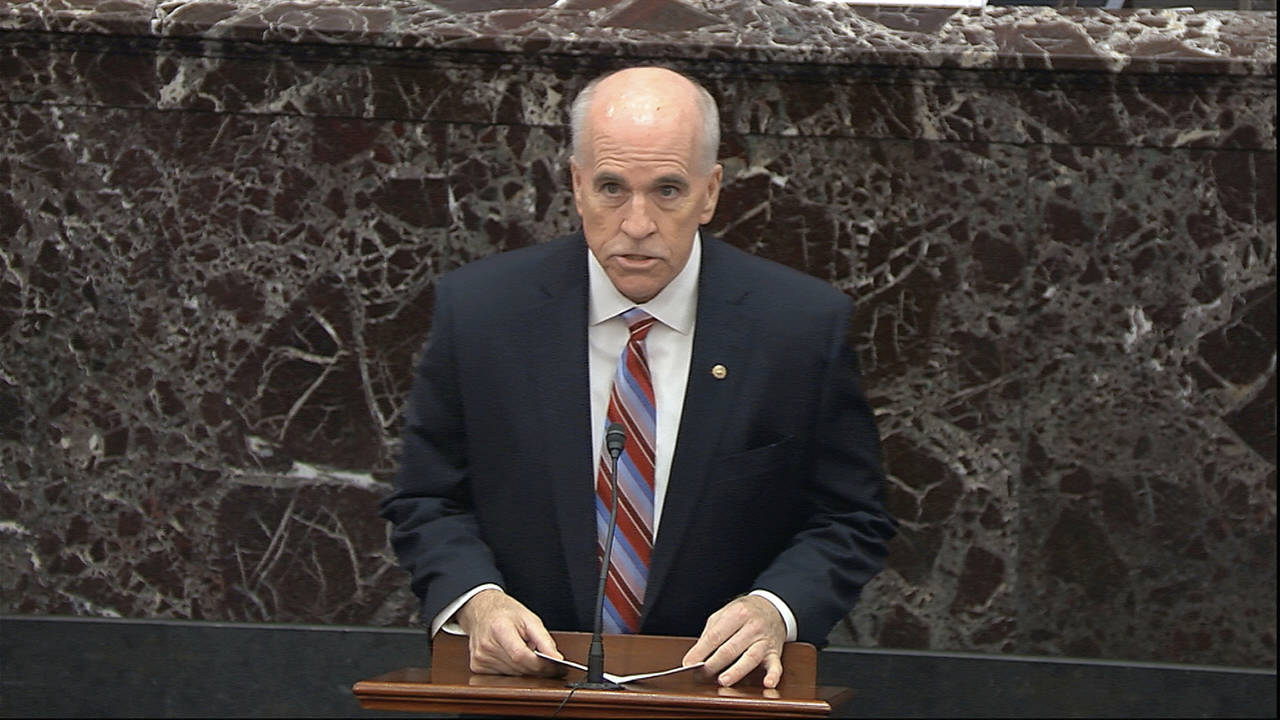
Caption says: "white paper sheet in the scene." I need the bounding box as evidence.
[535,651,706,685]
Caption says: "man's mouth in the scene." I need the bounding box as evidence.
[615,254,660,269]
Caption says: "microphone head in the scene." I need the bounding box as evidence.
[606,422,626,458]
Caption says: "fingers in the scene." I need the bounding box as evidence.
[762,652,783,689]
[473,625,561,677]
[520,613,564,665]
[457,589,562,676]
[717,639,783,688]
[474,616,544,675]
[682,595,787,688]
[681,620,728,667]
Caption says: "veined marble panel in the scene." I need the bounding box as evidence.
[2,29,1274,151]
[3,1,1274,75]
[1014,143,1274,665]
[0,100,577,622]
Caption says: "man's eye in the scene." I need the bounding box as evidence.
[600,182,622,195]
[658,186,680,198]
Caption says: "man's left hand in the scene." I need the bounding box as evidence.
[680,594,786,688]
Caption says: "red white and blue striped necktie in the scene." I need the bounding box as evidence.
[596,307,658,634]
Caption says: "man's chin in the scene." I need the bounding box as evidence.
[611,278,663,304]
[606,267,668,304]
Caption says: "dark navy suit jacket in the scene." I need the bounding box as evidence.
[380,233,896,645]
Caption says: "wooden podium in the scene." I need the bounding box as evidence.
[353,631,854,717]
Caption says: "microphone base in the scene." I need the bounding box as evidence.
[568,679,627,691]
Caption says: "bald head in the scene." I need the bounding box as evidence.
[570,67,720,174]
[567,66,724,303]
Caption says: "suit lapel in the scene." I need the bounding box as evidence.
[511,238,599,629]
[642,237,753,626]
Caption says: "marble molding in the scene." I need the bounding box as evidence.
[0,0,1275,668]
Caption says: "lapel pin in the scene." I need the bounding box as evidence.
[711,364,728,380]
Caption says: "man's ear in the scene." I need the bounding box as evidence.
[699,163,723,225]
[569,157,585,217]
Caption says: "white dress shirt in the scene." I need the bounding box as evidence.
[435,234,796,642]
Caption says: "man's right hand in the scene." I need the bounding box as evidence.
[454,588,564,676]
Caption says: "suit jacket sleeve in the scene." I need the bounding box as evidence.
[378,274,506,625]
[750,293,896,644]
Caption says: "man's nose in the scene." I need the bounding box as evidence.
[620,194,657,238]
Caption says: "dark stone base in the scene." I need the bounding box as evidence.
[2,615,1274,718]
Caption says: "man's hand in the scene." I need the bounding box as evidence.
[681,595,787,688]
[455,589,563,676]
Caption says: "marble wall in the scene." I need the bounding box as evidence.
[1,0,1275,668]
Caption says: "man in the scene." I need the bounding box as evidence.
[380,66,895,688]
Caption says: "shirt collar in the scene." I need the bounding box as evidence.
[588,232,700,335]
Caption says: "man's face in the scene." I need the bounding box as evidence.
[571,82,722,304]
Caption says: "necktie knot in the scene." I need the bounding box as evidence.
[621,307,657,342]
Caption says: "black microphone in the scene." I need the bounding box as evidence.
[606,423,626,460]
[574,421,627,691]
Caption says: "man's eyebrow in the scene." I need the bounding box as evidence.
[592,171,625,185]
[653,174,689,188]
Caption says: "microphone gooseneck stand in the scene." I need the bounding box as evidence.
[570,421,628,691]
